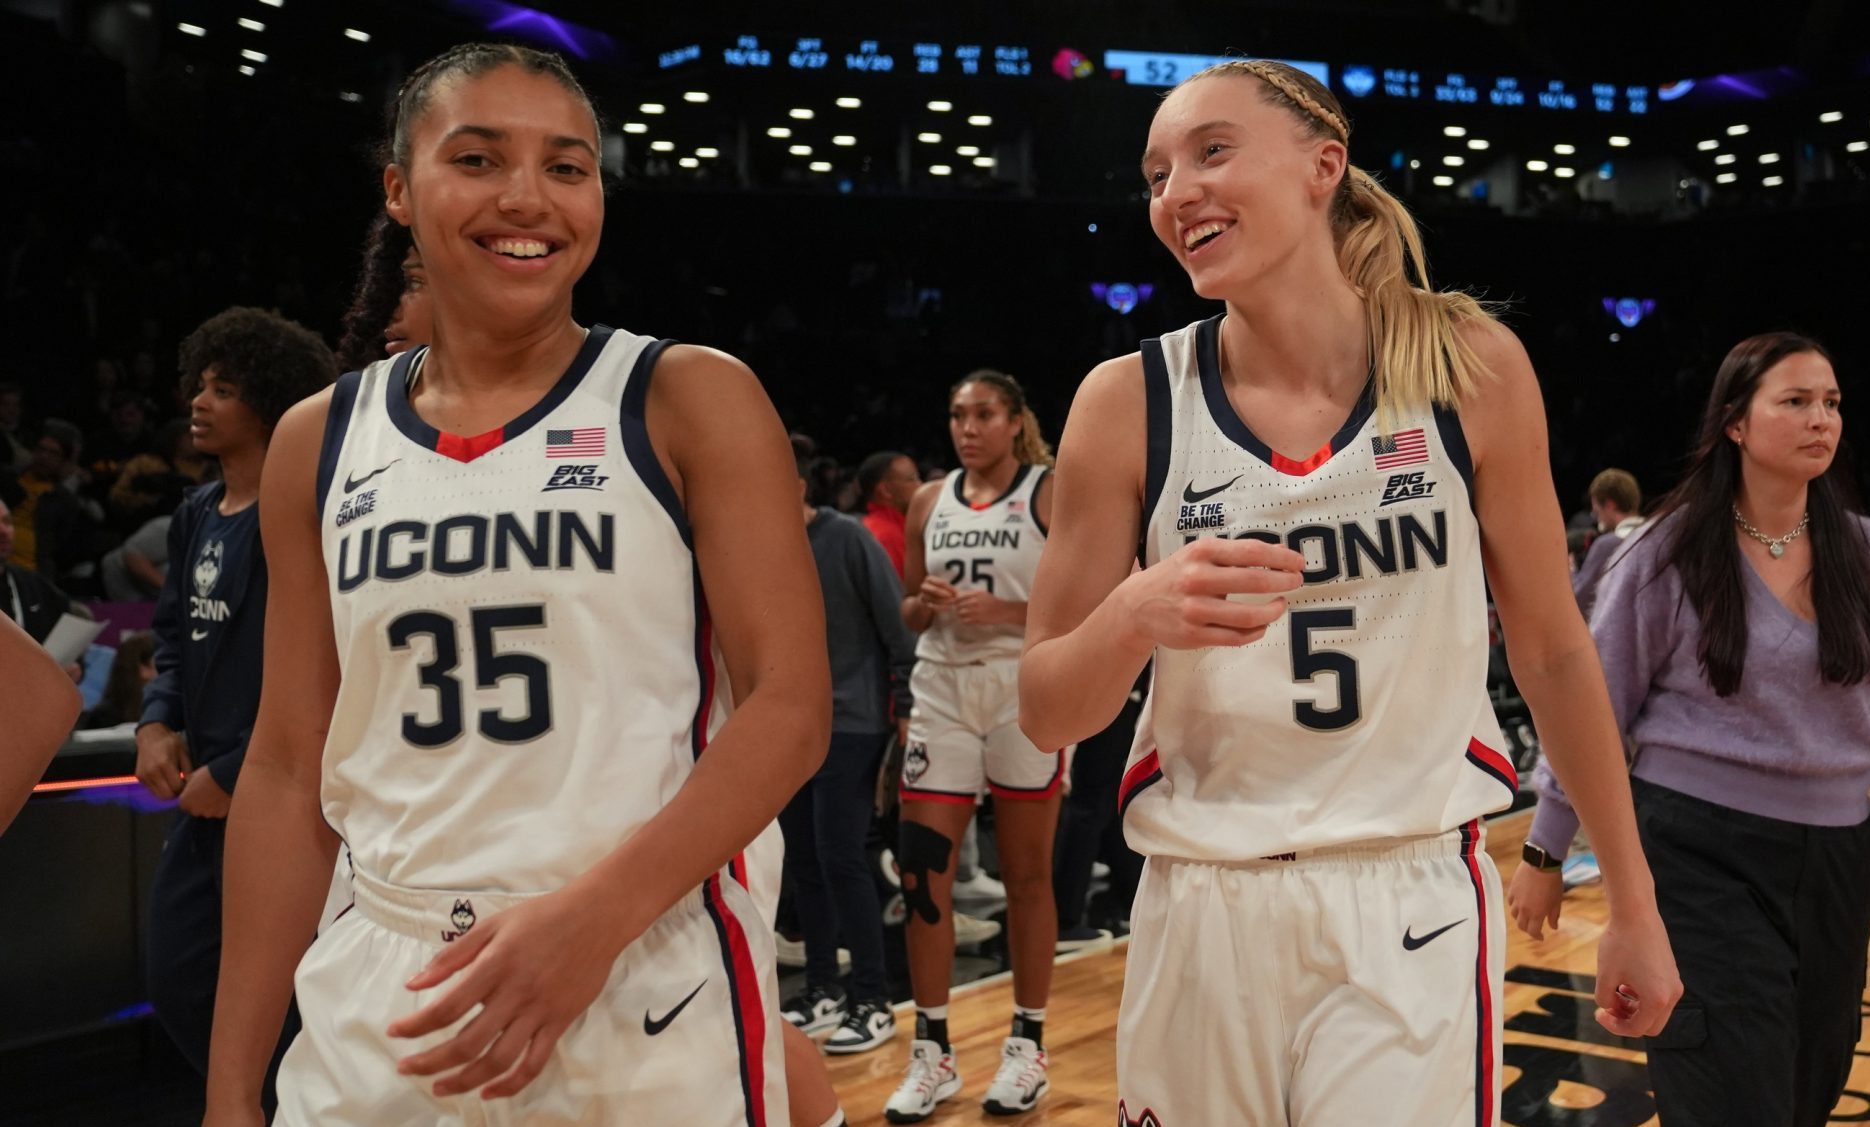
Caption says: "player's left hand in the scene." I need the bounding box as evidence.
[177,768,233,819]
[1592,902,1682,1039]
[389,887,627,1099]
[952,589,1010,625]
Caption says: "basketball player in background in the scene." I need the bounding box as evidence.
[201,44,828,1125]
[884,370,1059,1122]
[1020,60,1680,1125]
[136,307,336,1096]
[333,204,851,1127]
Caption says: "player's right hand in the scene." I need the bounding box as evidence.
[1506,861,1565,940]
[135,722,191,800]
[917,575,958,609]
[1115,537,1305,650]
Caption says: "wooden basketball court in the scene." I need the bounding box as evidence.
[823,810,1870,1126]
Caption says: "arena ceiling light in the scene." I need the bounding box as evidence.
[956,145,980,156]
[239,64,256,75]
[649,140,674,152]
[918,132,942,143]
[1696,139,1719,151]
[339,91,362,103]
[789,144,812,155]
[1850,141,1870,153]
[623,122,647,134]
[1762,174,1784,186]
[1466,139,1489,150]
[789,108,814,120]
[683,92,709,103]
[696,147,719,158]
[1714,153,1736,165]
[832,135,856,146]
[238,18,265,32]
[1608,135,1631,147]
[836,97,861,109]
[258,0,283,6]
[1759,152,1781,164]
[641,103,666,114]
[1525,159,1549,171]
[968,115,992,126]
[972,156,995,168]
[1554,166,1577,178]
[930,164,953,175]
[1432,175,1454,186]
[1726,123,1749,136]
[810,161,832,172]
[1553,143,1576,155]
[767,126,791,138]
[241,48,267,62]
[1715,171,1737,183]
[178,21,206,35]
[1442,125,1467,137]
[1442,155,1464,166]
[928,100,953,112]
[678,157,699,168]
[343,28,370,42]
[1820,111,1843,123]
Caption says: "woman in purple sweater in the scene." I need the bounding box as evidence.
[1515,331,1870,1126]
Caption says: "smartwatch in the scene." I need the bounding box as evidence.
[1521,841,1565,873]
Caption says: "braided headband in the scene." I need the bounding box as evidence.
[1226,60,1351,145]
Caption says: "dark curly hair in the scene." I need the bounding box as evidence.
[389,42,598,170]
[177,307,337,431]
[336,212,414,372]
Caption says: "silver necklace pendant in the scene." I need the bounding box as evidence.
[1769,541,1785,558]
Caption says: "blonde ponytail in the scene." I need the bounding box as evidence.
[952,369,1054,467]
[1190,60,1501,426]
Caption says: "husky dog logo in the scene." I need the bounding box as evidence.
[903,741,930,785]
[442,899,477,942]
[193,540,224,598]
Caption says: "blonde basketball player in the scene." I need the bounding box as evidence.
[201,44,828,1126]
[885,370,1059,1122]
[1020,60,1682,1126]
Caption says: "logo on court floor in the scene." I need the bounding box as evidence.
[442,899,477,943]
[903,741,930,785]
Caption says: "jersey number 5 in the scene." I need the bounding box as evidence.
[1290,608,1361,731]
[387,604,553,746]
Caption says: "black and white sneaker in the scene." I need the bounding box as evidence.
[781,984,847,1034]
[824,998,897,1054]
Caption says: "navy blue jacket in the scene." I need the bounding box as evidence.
[140,482,267,793]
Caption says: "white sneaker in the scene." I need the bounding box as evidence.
[981,1035,1049,1115]
[951,870,1007,902]
[954,912,1003,947]
[781,985,847,1034]
[879,847,903,889]
[883,1039,962,1123]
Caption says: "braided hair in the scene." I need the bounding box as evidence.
[335,212,413,373]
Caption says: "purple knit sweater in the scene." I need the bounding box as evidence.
[1529,513,1870,854]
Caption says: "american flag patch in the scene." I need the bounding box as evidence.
[1007,500,1026,513]
[1371,428,1428,469]
[546,427,606,458]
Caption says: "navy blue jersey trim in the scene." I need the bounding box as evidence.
[619,338,691,548]
[950,462,1033,510]
[1465,749,1516,796]
[701,875,760,1125]
[383,325,614,453]
[1030,466,1052,537]
[900,785,980,801]
[989,754,1065,794]
[1117,768,1163,819]
[1433,403,1478,516]
[1195,314,1376,473]
[1140,339,1172,564]
[314,370,363,519]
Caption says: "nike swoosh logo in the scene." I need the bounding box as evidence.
[1182,475,1241,504]
[643,979,707,1036]
[1402,919,1465,950]
[190,629,210,641]
[343,459,401,493]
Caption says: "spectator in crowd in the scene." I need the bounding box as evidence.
[80,632,156,729]
[0,491,75,645]
[84,391,156,499]
[1572,467,1644,618]
[99,507,175,602]
[4,423,91,576]
[1515,332,1870,1127]
[135,306,335,1091]
[108,417,207,535]
[780,453,918,1056]
[70,356,128,433]
[0,612,82,833]
[0,381,32,470]
[856,449,919,579]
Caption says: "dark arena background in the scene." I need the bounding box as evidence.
[3,1,1868,1124]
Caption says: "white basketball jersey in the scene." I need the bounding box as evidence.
[315,327,731,891]
[917,464,1048,664]
[1120,315,1516,860]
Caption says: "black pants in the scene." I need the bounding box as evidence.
[1053,691,1144,929]
[147,814,298,1107]
[779,731,890,1000]
[1636,777,1870,1127]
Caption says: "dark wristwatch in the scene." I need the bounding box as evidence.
[1521,841,1565,873]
